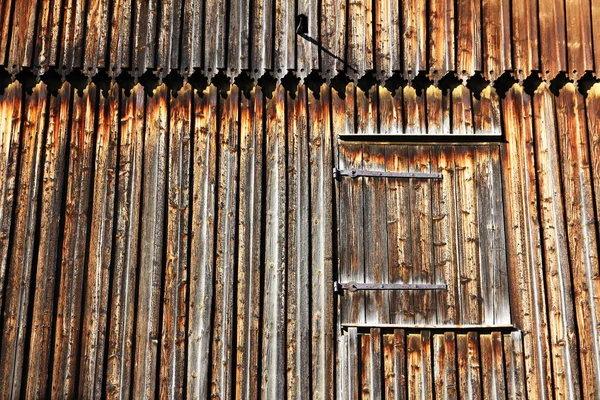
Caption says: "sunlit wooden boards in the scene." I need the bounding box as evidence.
[338,328,525,399]
[0,0,597,81]
[337,143,511,327]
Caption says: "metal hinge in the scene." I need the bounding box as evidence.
[333,167,442,180]
[334,281,447,293]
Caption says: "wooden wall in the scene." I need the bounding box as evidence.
[0,77,599,399]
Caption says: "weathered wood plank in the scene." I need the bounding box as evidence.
[348,328,360,400]
[511,0,539,78]
[407,331,433,399]
[7,0,38,70]
[379,86,403,135]
[533,83,580,400]
[393,329,407,400]
[50,84,95,399]
[428,0,454,80]
[385,146,413,325]
[320,0,347,75]
[363,144,390,324]
[0,82,46,398]
[451,85,473,135]
[454,146,481,324]
[261,85,287,399]
[356,85,378,135]
[286,84,311,399]
[132,0,158,73]
[361,331,372,399]
[402,0,426,81]
[482,0,511,80]
[375,0,401,79]
[84,0,111,74]
[78,83,119,398]
[538,0,567,79]
[309,83,335,400]
[426,86,450,135]
[250,0,273,79]
[34,0,63,72]
[132,84,168,399]
[347,0,373,79]
[457,332,481,400]
[404,86,426,136]
[480,333,506,399]
[235,86,263,400]
[227,0,250,77]
[370,329,383,399]
[24,81,69,399]
[159,83,192,400]
[431,146,457,324]
[455,0,481,77]
[555,83,600,399]
[187,84,218,400]
[108,0,133,73]
[156,0,183,73]
[565,0,594,78]
[504,331,526,399]
[433,332,457,400]
[273,0,295,80]
[0,0,13,67]
[501,85,552,399]
[105,83,145,400]
[593,1,600,74]
[59,0,87,70]
[409,147,435,325]
[204,0,227,78]
[0,82,22,328]
[338,140,365,325]
[180,0,203,75]
[296,0,319,78]
[472,86,501,136]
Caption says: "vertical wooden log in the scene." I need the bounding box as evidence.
[455,0,481,77]
[482,0,511,80]
[157,0,184,72]
[532,83,580,400]
[555,83,600,398]
[34,0,64,72]
[84,0,111,74]
[454,146,481,324]
[538,0,566,79]
[402,0,427,81]
[79,83,119,398]
[374,0,401,79]
[504,331,526,399]
[409,146,435,325]
[109,0,133,73]
[296,0,319,78]
[385,145,413,325]
[431,146,458,324]
[320,0,347,75]
[131,0,158,73]
[0,82,22,327]
[210,85,240,399]
[379,86,403,135]
[59,0,87,70]
[428,0,454,80]
[105,84,145,400]
[24,81,70,399]
[404,86,426,136]
[433,332,457,399]
[426,86,450,135]
[132,84,168,399]
[7,0,38,70]
[363,144,390,324]
[261,85,287,399]
[235,86,264,400]
[187,84,218,400]
[227,0,250,77]
[511,0,539,78]
[51,84,96,398]
[501,85,552,399]
[309,84,335,400]
[0,82,46,398]
[159,83,192,399]
[250,0,273,79]
[286,84,311,399]
[564,0,594,77]
[273,0,295,80]
[347,0,373,79]
[451,85,473,136]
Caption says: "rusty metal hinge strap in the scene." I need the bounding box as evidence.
[333,167,442,180]
[334,281,447,293]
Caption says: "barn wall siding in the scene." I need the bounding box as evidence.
[0,78,600,398]
[0,0,598,83]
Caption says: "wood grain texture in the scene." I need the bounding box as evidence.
[456,0,482,77]
[0,82,46,399]
[428,0,454,80]
[108,0,133,74]
[511,0,539,78]
[482,0,511,80]
[7,0,39,71]
[403,0,426,81]
[565,0,594,77]
[538,0,567,78]
[84,0,110,74]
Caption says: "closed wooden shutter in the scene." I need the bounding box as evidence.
[336,143,511,327]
